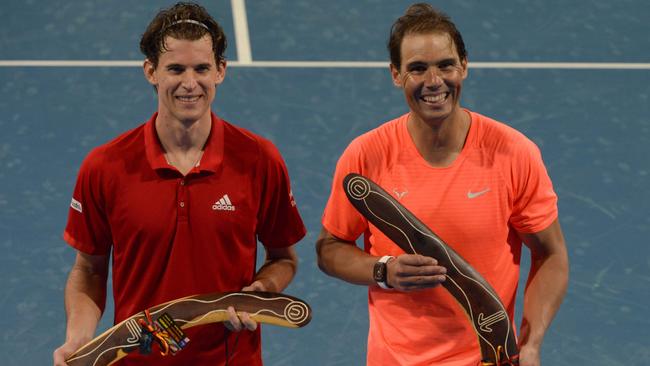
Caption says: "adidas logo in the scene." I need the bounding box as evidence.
[212,194,236,211]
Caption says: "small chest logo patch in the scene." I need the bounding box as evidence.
[289,189,297,207]
[212,194,236,211]
[70,197,83,213]
[393,188,408,200]
[467,188,490,199]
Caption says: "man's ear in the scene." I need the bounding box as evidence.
[460,58,469,80]
[215,59,227,85]
[390,64,403,88]
[143,59,157,86]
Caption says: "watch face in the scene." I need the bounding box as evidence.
[373,261,386,283]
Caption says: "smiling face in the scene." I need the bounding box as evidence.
[144,34,226,125]
[391,32,467,127]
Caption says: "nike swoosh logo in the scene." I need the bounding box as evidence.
[477,311,507,332]
[467,188,490,199]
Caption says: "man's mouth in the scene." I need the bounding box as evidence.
[176,95,201,103]
[420,92,449,104]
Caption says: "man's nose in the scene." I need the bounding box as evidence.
[424,67,444,87]
[181,72,198,89]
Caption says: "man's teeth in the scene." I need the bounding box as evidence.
[177,96,200,102]
[422,94,447,103]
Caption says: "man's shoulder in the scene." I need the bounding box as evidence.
[353,114,405,145]
[331,114,407,179]
[84,123,147,166]
[221,119,264,145]
[220,118,284,162]
[471,111,539,154]
[346,114,407,160]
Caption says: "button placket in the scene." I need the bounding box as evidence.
[178,178,188,220]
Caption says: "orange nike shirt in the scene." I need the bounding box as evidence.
[322,110,558,366]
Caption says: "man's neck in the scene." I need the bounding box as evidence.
[155,112,212,175]
[406,108,471,167]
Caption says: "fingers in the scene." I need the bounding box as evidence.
[53,342,79,366]
[387,254,447,291]
[395,253,439,266]
[224,306,258,332]
[239,312,258,331]
[224,281,265,332]
[517,344,540,366]
[53,348,69,366]
[241,280,266,292]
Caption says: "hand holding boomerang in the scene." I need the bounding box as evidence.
[64,291,311,366]
[384,254,448,291]
[343,173,519,366]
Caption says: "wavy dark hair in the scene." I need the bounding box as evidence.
[388,3,467,69]
[140,2,227,67]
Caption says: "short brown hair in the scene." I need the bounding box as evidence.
[140,2,227,67]
[388,3,467,69]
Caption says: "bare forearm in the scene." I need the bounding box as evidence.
[520,252,569,348]
[253,258,296,293]
[251,246,299,293]
[518,219,569,353]
[54,252,109,365]
[64,259,108,342]
[316,230,376,286]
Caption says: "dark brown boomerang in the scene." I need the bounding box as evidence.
[343,173,518,365]
[66,291,312,366]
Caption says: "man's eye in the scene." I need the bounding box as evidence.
[439,62,456,71]
[408,66,427,73]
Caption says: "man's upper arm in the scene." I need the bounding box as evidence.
[519,219,567,259]
[264,245,298,262]
[71,251,110,280]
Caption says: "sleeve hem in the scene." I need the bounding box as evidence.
[322,221,360,243]
[260,226,307,249]
[63,231,110,255]
[513,211,558,234]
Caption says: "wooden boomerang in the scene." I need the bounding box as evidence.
[65,291,312,366]
[343,173,518,365]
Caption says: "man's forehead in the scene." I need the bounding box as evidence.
[402,32,455,50]
[162,34,213,50]
[158,35,216,63]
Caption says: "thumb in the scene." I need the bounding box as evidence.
[242,280,266,292]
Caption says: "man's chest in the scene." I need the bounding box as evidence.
[371,160,513,254]
[105,169,261,244]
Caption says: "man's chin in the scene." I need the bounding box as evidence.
[175,110,209,124]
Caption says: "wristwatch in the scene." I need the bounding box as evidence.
[373,255,394,289]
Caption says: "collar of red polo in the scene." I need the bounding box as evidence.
[144,112,224,173]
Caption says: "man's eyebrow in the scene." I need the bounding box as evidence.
[437,58,458,64]
[405,60,428,68]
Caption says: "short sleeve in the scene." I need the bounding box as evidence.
[63,149,113,255]
[255,140,306,248]
[321,139,369,241]
[509,139,558,233]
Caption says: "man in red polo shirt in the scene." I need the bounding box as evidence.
[53,3,306,365]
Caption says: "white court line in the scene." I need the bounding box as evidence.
[0,60,649,69]
[231,0,252,65]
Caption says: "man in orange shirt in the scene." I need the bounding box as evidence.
[316,3,569,366]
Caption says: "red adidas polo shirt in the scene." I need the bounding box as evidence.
[64,112,306,365]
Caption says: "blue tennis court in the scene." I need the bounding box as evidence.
[1,1,648,365]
